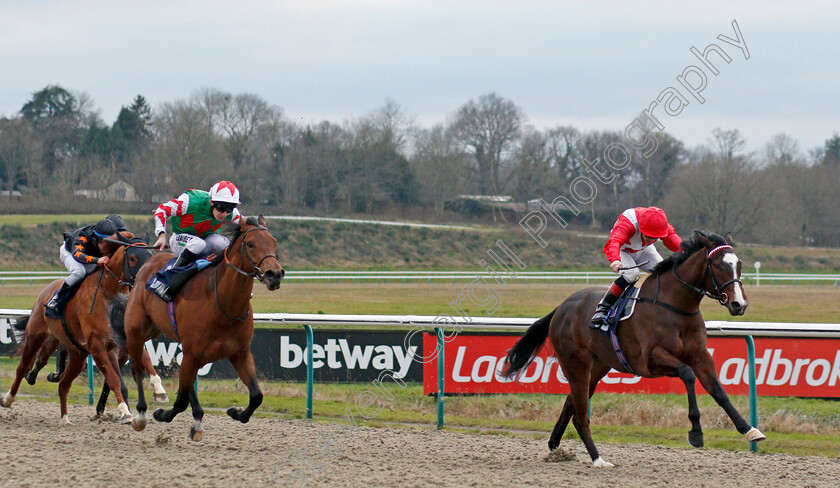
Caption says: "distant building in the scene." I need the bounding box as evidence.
[74,180,139,202]
[452,195,526,212]
[0,190,22,197]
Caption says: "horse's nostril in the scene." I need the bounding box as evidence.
[731,301,741,310]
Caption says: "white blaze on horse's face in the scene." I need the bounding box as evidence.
[722,252,747,312]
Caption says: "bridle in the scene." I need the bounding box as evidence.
[672,244,743,305]
[215,226,280,321]
[223,226,280,284]
[102,243,150,290]
[91,241,151,314]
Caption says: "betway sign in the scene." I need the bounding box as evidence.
[0,322,422,382]
[422,334,840,397]
[146,329,422,382]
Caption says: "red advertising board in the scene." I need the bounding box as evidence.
[422,333,840,397]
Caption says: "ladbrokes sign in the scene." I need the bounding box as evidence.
[422,333,840,397]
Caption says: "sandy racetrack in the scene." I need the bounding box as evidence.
[2,399,839,487]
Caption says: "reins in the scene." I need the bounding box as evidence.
[92,240,152,315]
[637,245,741,316]
[215,226,279,321]
[671,245,742,305]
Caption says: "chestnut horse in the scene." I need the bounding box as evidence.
[502,231,765,467]
[19,234,169,415]
[113,216,284,440]
[1,235,165,422]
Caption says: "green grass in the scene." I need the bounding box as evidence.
[4,214,840,272]
[2,282,840,322]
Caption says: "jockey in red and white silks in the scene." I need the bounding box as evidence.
[591,206,682,329]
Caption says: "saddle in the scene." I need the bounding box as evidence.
[597,285,641,376]
[146,254,222,302]
[602,285,640,332]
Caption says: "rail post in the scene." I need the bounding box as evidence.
[436,327,445,429]
[745,335,758,452]
[87,355,95,405]
[304,324,314,419]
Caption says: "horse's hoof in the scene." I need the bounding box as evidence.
[152,408,167,423]
[59,415,73,426]
[47,372,61,383]
[132,412,147,431]
[548,439,559,451]
[592,457,614,467]
[150,375,168,403]
[0,393,14,408]
[746,427,766,443]
[688,429,704,448]
[25,373,37,386]
[227,406,243,421]
[117,403,132,424]
[190,421,204,441]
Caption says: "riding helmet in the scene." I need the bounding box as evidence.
[106,214,126,231]
[209,181,240,204]
[92,219,118,239]
[638,207,669,238]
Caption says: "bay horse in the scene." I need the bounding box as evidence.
[1,234,166,422]
[19,235,168,414]
[502,230,765,467]
[113,215,284,440]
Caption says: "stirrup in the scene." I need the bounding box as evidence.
[590,307,609,329]
[149,280,172,302]
[44,301,61,319]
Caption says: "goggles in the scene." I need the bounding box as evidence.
[212,202,237,213]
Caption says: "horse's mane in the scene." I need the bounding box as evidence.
[219,217,261,246]
[649,231,729,277]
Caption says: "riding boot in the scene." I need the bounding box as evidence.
[48,347,68,383]
[165,249,202,296]
[173,249,199,269]
[44,283,70,318]
[590,290,620,328]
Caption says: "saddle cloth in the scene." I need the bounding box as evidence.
[604,286,640,328]
[145,255,217,302]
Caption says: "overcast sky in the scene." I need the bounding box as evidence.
[1,0,838,153]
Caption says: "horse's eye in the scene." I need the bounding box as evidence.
[713,263,722,270]
[247,241,254,249]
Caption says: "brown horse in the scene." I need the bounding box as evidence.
[1,234,164,423]
[502,231,765,467]
[19,235,169,415]
[113,215,284,440]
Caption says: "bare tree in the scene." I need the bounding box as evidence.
[0,117,42,197]
[664,129,766,235]
[451,93,523,195]
[632,132,684,206]
[508,127,555,203]
[763,133,804,168]
[545,125,581,182]
[152,99,230,193]
[411,125,466,217]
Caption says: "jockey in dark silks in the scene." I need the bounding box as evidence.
[44,219,118,318]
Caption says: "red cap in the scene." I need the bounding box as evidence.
[639,207,669,238]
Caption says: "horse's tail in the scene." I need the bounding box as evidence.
[500,308,556,379]
[10,315,29,356]
[109,293,129,349]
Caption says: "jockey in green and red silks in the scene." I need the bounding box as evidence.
[152,181,242,268]
[590,206,683,329]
